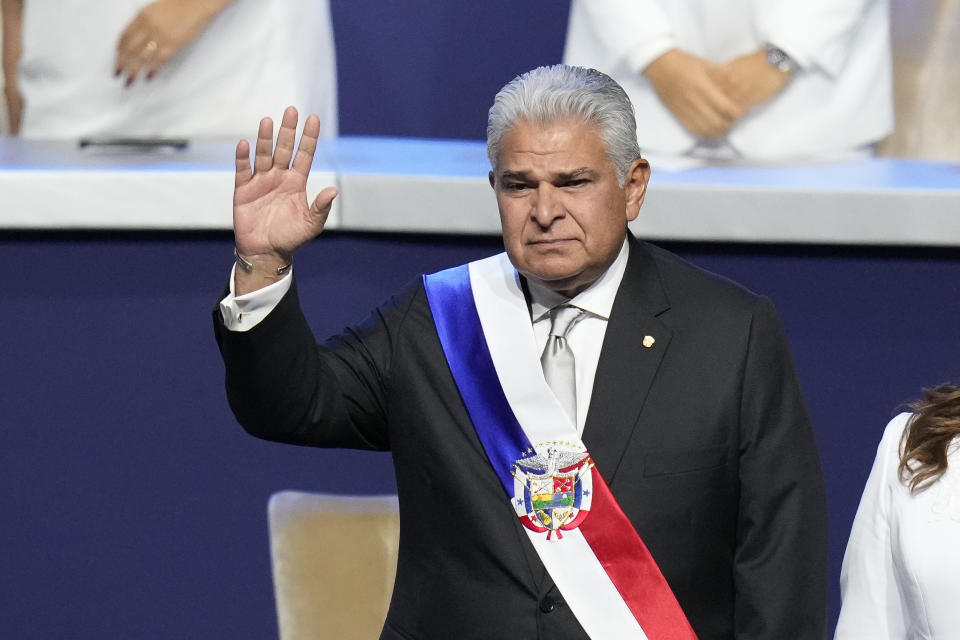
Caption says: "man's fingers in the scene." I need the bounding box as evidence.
[253,117,274,174]
[235,140,252,187]
[292,114,321,177]
[273,106,299,169]
[309,186,339,224]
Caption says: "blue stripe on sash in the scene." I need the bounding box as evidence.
[423,266,531,492]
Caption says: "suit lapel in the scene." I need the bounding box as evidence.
[583,235,672,485]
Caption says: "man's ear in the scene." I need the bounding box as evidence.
[489,170,496,189]
[624,158,651,222]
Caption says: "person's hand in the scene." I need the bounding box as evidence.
[233,106,338,294]
[3,84,22,134]
[2,0,24,133]
[643,49,746,139]
[115,0,232,86]
[712,49,792,113]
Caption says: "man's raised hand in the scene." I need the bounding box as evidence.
[233,106,337,294]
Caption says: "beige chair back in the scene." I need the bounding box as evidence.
[268,491,400,640]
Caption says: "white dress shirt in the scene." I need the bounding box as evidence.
[220,238,631,436]
[219,264,292,332]
[835,412,960,639]
[526,238,629,435]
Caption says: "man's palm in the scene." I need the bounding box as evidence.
[233,107,337,262]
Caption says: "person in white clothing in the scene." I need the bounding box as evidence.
[563,0,893,161]
[2,0,337,139]
[835,384,960,639]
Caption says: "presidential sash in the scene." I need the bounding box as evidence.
[423,253,697,640]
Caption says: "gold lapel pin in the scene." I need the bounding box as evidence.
[642,335,655,348]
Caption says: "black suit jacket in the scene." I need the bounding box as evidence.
[215,236,828,639]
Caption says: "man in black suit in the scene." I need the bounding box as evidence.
[215,65,827,639]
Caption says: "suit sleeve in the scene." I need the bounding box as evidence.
[213,277,420,451]
[734,297,828,639]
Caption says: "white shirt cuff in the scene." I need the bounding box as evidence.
[218,264,293,332]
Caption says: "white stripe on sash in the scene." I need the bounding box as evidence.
[469,254,648,639]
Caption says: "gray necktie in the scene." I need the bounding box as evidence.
[540,305,585,424]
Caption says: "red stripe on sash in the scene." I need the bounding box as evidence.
[580,474,698,639]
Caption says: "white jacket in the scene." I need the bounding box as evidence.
[563,0,893,159]
[18,0,337,139]
[835,413,960,639]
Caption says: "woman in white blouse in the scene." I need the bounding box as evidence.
[835,384,960,639]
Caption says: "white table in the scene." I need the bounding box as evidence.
[2,137,958,245]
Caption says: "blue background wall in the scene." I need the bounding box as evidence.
[332,1,569,140]
[3,2,959,638]
[4,233,958,638]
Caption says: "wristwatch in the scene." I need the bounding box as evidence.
[764,44,799,74]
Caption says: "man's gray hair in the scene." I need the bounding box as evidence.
[487,65,642,185]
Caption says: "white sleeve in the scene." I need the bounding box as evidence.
[563,0,677,74]
[834,413,910,639]
[757,0,884,76]
[218,264,293,333]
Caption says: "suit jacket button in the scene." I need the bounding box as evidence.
[539,596,556,613]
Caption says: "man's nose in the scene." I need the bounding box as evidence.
[531,183,564,227]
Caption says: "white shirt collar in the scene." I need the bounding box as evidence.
[527,236,630,322]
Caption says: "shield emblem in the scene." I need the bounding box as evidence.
[512,444,594,539]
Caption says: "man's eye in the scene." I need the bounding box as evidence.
[504,182,529,191]
[564,179,589,188]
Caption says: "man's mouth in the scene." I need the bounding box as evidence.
[529,238,575,245]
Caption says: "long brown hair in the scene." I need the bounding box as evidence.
[899,384,960,492]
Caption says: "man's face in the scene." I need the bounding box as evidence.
[490,118,650,298]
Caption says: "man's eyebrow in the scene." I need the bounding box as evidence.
[498,167,596,181]
[557,168,594,180]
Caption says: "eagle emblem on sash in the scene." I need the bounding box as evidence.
[511,442,594,539]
